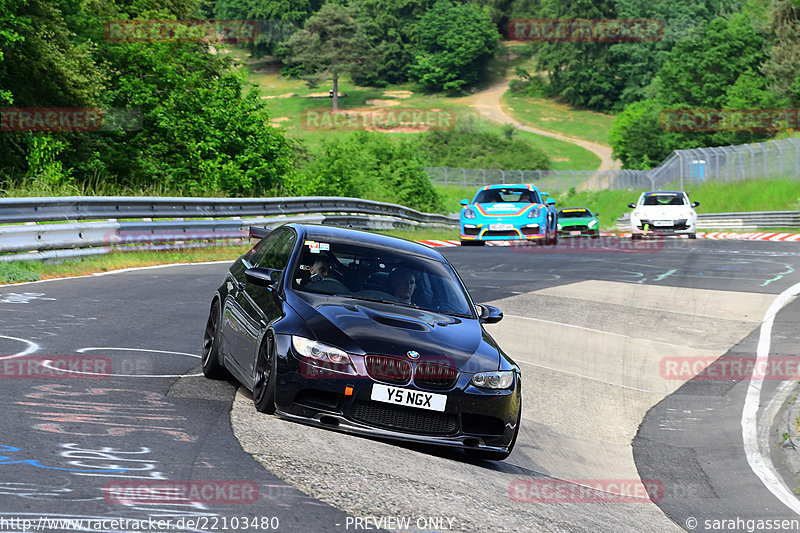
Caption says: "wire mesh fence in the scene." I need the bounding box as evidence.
[426,137,800,192]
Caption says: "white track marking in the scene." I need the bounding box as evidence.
[37,347,204,378]
[0,335,40,360]
[741,280,800,515]
[516,359,663,393]
[0,260,231,288]
[504,314,689,348]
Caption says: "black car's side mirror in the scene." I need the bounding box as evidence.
[245,267,281,287]
[476,304,503,324]
[627,203,636,208]
[595,212,600,216]
[692,201,700,207]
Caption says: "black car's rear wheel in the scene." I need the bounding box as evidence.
[253,334,277,414]
[202,301,229,379]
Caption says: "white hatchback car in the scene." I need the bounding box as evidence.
[627,191,699,239]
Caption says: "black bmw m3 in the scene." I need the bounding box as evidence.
[202,224,521,460]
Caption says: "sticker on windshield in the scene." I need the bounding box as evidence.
[304,240,330,253]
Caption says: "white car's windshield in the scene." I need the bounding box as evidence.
[641,193,687,206]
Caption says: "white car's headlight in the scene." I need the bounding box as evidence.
[292,336,352,366]
[471,371,514,389]
[528,207,542,218]
[463,207,476,219]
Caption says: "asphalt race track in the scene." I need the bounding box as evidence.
[1,236,800,533]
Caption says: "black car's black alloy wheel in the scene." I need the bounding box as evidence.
[253,334,277,414]
[202,302,228,379]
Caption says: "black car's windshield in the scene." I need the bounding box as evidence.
[290,240,475,318]
[474,188,540,204]
[559,208,592,218]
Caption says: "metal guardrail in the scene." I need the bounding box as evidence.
[0,196,454,225]
[616,211,800,231]
[0,197,458,262]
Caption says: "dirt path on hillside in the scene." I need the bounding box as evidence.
[466,80,621,172]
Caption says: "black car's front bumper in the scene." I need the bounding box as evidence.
[272,337,521,452]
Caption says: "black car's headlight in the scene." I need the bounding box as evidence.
[463,207,476,219]
[471,371,514,389]
[292,336,353,367]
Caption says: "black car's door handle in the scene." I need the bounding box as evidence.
[237,281,246,291]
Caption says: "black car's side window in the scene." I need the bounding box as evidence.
[257,229,296,271]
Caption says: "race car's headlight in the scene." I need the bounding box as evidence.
[528,207,542,218]
[557,223,562,230]
[471,371,514,389]
[292,336,352,366]
[463,207,476,219]
[588,219,597,228]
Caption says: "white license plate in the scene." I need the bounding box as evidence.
[569,230,582,235]
[371,384,447,412]
[653,220,673,226]
[489,223,514,231]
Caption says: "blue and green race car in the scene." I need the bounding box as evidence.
[557,207,600,239]
[459,184,558,246]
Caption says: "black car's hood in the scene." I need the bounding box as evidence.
[288,292,500,372]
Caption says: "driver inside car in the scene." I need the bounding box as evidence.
[388,268,417,304]
[308,257,334,283]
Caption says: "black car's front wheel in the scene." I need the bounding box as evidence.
[202,300,229,379]
[253,334,277,414]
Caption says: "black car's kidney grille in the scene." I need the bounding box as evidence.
[351,401,458,435]
[414,363,459,390]
[365,355,412,384]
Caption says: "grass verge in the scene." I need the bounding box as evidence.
[501,93,615,146]
[0,228,461,284]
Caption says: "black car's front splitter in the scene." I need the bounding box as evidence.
[274,409,511,453]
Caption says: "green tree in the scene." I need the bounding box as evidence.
[284,3,371,110]
[608,100,672,169]
[610,11,779,169]
[214,0,323,55]
[415,122,551,169]
[350,0,434,86]
[764,0,800,105]
[532,0,620,111]
[293,132,443,212]
[410,0,499,93]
